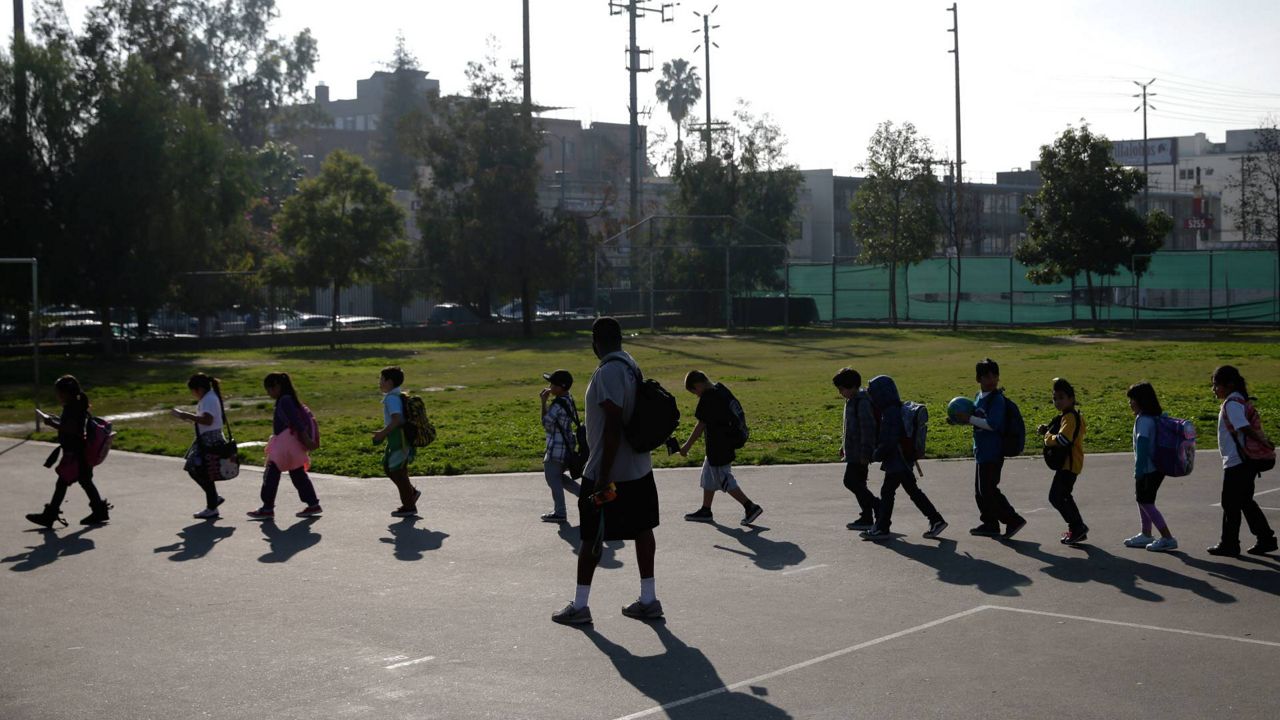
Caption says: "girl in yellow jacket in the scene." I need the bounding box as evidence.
[1040,378,1087,544]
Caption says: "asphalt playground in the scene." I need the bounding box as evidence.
[1,437,1277,719]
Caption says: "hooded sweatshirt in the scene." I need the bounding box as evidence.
[867,375,908,475]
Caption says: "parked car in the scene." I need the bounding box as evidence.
[427,303,481,327]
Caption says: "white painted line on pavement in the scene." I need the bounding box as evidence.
[1211,485,1280,507]
[1023,508,1048,514]
[384,655,435,670]
[608,606,989,720]
[985,606,1280,648]
[611,604,1280,719]
[781,564,828,576]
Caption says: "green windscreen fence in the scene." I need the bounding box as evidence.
[787,251,1279,325]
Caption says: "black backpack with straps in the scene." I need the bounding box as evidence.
[1042,408,1081,471]
[601,357,681,453]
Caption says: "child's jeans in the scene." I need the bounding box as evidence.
[544,460,568,516]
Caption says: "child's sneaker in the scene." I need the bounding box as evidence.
[684,507,714,522]
[923,520,948,539]
[741,504,763,525]
[1247,537,1278,555]
[846,516,876,531]
[540,511,567,523]
[296,505,323,518]
[391,507,418,518]
[246,508,274,520]
[1061,528,1088,545]
[621,599,664,620]
[860,527,892,542]
[1123,533,1154,548]
[1145,536,1178,552]
[551,603,593,625]
[193,507,220,520]
[969,524,1001,537]
[1002,517,1027,539]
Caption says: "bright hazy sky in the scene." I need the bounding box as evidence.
[8,0,1280,180]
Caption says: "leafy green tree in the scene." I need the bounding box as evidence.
[408,50,547,332]
[849,120,942,326]
[373,33,430,189]
[654,58,701,174]
[276,150,407,346]
[1016,124,1173,326]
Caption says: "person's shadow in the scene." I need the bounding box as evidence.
[584,621,793,719]
[1005,540,1236,604]
[1172,552,1280,598]
[153,522,236,562]
[380,518,449,560]
[2,527,97,572]
[559,516,624,570]
[712,525,806,571]
[878,538,1033,597]
[258,517,322,563]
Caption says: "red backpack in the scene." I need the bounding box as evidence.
[1225,396,1276,474]
[85,416,116,466]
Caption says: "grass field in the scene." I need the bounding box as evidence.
[0,328,1276,478]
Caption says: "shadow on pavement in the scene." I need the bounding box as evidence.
[1004,541,1236,604]
[257,517,321,563]
[1172,552,1280,598]
[153,521,235,562]
[558,521,624,570]
[712,525,806,571]
[380,517,449,560]
[879,538,1032,597]
[2,527,97,571]
[583,621,793,719]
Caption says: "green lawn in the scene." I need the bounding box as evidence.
[1,328,1276,478]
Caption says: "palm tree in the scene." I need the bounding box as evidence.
[655,59,702,173]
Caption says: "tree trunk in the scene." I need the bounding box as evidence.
[951,252,962,331]
[137,307,151,338]
[904,263,911,322]
[330,280,340,350]
[520,274,534,338]
[888,262,898,327]
[675,125,683,174]
[99,304,113,356]
[1084,271,1099,329]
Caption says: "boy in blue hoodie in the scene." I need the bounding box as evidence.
[952,358,1026,539]
[860,375,947,541]
[834,368,879,530]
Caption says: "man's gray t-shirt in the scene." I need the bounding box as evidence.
[584,350,653,483]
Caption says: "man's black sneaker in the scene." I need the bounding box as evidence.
[684,507,714,522]
[847,516,876,531]
[1247,537,1278,555]
[1002,518,1027,539]
[969,525,1001,537]
[860,527,892,541]
[1207,543,1241,557]
[742,504,763,526]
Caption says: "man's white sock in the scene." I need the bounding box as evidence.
[639,576,656,604]
[573,584,591,609]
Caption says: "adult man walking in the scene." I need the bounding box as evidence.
[552,317,663,624]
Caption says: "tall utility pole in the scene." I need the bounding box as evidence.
[522,0,532,117]
[609,1,673,224]
[1133,78,1157,215]
[947,3,963,331]
[692,5,720,159]
[13,0,27,143]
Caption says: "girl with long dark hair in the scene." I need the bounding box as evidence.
[248,372,321,520]
[26,375,112,527]
[171,372,229,519]
[1123,382,1177,552]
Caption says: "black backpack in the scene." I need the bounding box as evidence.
[718,383,750,449]
[1000,392,1026,457]
[554,397,589,479]
[1042,409,1081,471]
[602,357,680,453]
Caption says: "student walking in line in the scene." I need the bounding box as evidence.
[539,369,578,523]
[833,367,880,531]
[552,317,663,625]
[954,358,1026,539]
[860,375,947,542]
[1124,382,1177,552]
[26,375,111,528]
[679,370,763,526]
[1207,365,1277,557]
[373,366,421,518]
[1039,377,1088,545]
[248,372,321,520]
[171,373,229,519]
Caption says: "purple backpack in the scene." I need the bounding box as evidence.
[1152,415,1196,477]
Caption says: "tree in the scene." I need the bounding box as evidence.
[1225,120,1280,311]
[408,48,549,333]
[849,121,942,326]
[373,33,430,189]
[276,150,408,347]
[654,58,700,174]
[1016,124,1173,326]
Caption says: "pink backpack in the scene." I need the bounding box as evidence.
[85,416,116,466]
[1226,397,1276,473]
